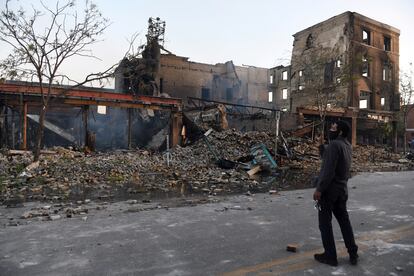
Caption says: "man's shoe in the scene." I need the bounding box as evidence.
[350,253,359,265]
[314,253,338,266]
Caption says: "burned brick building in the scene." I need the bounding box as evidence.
[114,18,270,109]
[269,11,400,147]
[113,17,274,134]
[115,54,269,108]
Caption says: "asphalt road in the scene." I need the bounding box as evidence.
[1,171,414,276]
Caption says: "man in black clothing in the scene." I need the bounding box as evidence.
[313,121,358,266]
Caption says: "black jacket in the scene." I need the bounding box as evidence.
[316,136,352,198]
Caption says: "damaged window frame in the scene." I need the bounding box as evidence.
[299,70,303,77]
[282,88,288,100]
[270,74,274,84]
[324,60,335,84]
[381,97,385,107]
[201,87,211,100]
[362,28,371,45]
[306,33,314,49]
[362,55,370,78]
[282,71,288,81]
[383,62,392,82]
[384,35,391,51]
[298,85,305,91]
[359,91,371,109]
[359,99,368,109]
[336,59,341,68]
[268,91,273,102]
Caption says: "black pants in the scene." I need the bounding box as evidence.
[318,194,358,259]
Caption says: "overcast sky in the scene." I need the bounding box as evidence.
[1,0,413,87]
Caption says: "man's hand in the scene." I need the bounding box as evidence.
[313,190,321,201]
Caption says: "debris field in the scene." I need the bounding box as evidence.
[1,129,411,210]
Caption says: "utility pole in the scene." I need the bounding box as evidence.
[164,134,171,166]
[82,106,89,148]
[275,110,280,160]
[127,108,132,149]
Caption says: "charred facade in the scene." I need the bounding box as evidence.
[269,11,400,147]
[115,54,269,107]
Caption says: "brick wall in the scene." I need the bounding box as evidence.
[157,54,268,107]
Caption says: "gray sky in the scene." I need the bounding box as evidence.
[1,0,413,86]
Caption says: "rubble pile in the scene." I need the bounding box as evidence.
[351,145,408,172]
[0,129,412,205]
[173,129,274,162]
[290,139,320,158]
[0,130,278,204]
[287,138,411,173]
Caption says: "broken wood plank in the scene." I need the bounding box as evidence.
[25,161,39,171]
[7,149,57,156]
[40,150,57,155]
[27,114,76,143]
[7,150,31,155]
[247,165,261,177]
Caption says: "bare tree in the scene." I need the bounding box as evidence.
[0,0,115,161]
[399,63,414,154]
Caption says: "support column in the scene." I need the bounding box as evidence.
[20,102,27,150]
[298,112,305,126]
[19,94,23,148]
[392,120,398,153]
[82,105,89,148]
[275,111,280,160]
[170,112,183,147]
[4,106,8,147]
[127,108,132,149]
[0,105,4,148]
[11,109,15,149]
[351,116,357,147]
